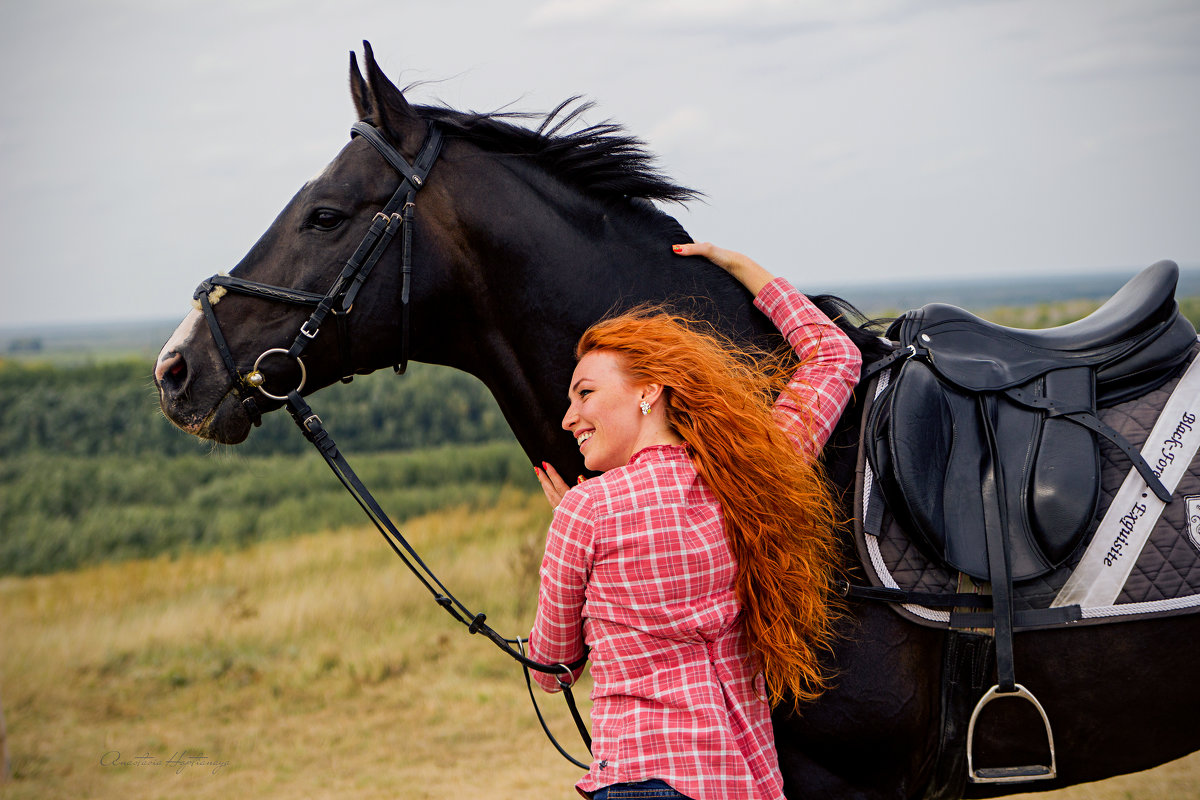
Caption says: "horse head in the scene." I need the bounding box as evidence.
[155,43,465,444]
[155,42,874,477]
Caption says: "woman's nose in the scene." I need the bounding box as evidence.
[562,403,578,431]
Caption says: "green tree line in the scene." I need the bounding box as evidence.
[0,359,516,457]
[4,298,1197,460]
[0,443,535,576]
[0,359,533,576]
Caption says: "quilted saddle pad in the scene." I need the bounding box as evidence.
[854,341,1200,630]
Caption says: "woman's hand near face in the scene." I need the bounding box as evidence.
[534,461,572,509]
[672,242,776,297]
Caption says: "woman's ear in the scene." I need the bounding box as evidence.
[640,383,666,406]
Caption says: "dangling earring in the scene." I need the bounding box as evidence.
[639,400,651,416]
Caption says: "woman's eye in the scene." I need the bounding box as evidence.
[306,209,345,231]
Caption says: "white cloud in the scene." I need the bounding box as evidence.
[1,0,1198,326]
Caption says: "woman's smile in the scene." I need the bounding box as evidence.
[562,350,650,472]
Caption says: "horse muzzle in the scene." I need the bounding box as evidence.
[154,312,256,444]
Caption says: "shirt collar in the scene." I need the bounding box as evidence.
[628,442,690,466]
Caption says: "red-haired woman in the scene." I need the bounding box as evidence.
[530,243,862,800]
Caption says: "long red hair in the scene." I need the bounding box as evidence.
[577,308,845,708]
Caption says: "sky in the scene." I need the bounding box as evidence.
[1,0,1198,328]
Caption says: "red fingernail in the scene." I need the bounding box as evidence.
[672,245,683,253]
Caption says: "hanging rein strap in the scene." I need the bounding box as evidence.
[284,389,591,767]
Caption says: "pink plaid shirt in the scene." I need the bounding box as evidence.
[530,278,861,800]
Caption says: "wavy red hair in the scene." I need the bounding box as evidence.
[576,307,845,708]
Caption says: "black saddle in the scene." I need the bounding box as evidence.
[863,259,1196,784]
[868,260,1195,581]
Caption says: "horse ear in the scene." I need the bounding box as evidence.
[350,50,371,120]
[355,41,422,146]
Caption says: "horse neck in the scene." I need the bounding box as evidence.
[427,154,768,473]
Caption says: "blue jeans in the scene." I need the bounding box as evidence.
[592,779,693,800]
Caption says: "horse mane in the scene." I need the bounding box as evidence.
[416,97,700,205]
[415,97,889,361]
[809,294,893,363]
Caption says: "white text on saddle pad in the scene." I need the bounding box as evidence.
[1054,350,1200,609]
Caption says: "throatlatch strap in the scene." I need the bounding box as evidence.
[398,192,415,374]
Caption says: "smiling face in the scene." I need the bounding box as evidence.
[562,350,663,473]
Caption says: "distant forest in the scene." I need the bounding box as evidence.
[2,294,1198,459]
[0,360,516,458]
[0,359,526,575]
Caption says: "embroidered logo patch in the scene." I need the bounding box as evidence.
[1188,496,1200,556]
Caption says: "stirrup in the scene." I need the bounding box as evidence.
[966,683,1057,784]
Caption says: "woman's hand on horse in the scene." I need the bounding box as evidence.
[535,461,572,509]
[673,242,776,297]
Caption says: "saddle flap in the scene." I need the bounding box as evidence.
[1023,368,1100,565]
[884,360,990,578]
[870,361,1100,582]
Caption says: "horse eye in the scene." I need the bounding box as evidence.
[306,209,345,231]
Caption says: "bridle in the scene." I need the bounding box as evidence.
[193,120,443,426]
[191,120,591,768]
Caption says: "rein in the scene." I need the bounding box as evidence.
[192,121,592,769]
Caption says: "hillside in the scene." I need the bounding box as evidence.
[2,501,1197,799]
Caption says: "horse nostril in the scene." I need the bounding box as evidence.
[155,351,189,393]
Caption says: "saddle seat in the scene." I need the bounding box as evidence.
[890,260,1195,405]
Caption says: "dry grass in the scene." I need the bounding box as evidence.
[0,489,590,799]
[2,490,1197,799]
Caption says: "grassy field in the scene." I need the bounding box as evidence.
[3,494,1199,800]
[0,490,593,799]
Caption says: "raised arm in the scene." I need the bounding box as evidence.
[673,242,861,457]
[672,241,774,295]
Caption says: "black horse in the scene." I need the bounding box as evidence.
[155,43,1200,798]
